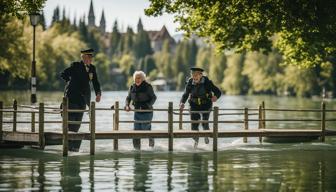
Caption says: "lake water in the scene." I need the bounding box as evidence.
[1,91,336,191]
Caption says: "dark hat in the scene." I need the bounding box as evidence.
[81,48,94,55]
[190,67,204,72]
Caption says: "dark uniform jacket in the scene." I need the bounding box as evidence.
[181,76,221,109]
[126,81,157,110]
[61,61,101,105]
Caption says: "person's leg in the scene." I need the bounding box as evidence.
[202,111,211,144]
[133,112,141,149]
[143,112,154,147]
[68,102,85,151]
[190,109,201,147]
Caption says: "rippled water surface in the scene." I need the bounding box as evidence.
[1,91,336,191]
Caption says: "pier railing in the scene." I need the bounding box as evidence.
[1,99,336,156]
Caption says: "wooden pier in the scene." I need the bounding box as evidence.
[1,98,336,156]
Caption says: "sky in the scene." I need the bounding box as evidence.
[43,0,180,35]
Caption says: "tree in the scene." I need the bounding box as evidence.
[145,0,336,67]
[109,20,121,57]
[242,51,282,94]
[0,0,46,18]
[222,53,248,94]
[133,30,153,59]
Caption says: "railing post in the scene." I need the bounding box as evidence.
[38,103,45,149]
[62,97,68,157]
[179,110,182,130]
[262,101,266,129]
[321,102,326,142]
[244,107,248,143]
[213,106,218,151]
[31,112,36,132]
[168,102,173,151]
[13,99,17,132]
[0,101,3,142]
[90,102,95,155]
[258,105,262,143]
[114,101,119,150]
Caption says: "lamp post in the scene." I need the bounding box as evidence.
[29,13,40,104]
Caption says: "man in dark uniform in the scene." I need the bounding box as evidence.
[179,67,221,148]
[60,48,102,152]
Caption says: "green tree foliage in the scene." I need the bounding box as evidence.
[1,0,46,18]
[133,30,153,59]
[222,53,248,95]
[209,51,227,86]
[242,50,282,94]
[145,0,336,67]
[109,20,121,56]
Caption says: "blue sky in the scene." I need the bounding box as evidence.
[43,0,180,35]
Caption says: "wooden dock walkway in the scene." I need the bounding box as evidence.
[1,99,336,156]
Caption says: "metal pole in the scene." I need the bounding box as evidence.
[31,25,37,104]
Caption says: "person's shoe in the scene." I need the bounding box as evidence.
[193,137,199,148]
[149,138,155,147]
[204,137,209,144]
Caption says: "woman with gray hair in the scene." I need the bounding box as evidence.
[125,71,157,149]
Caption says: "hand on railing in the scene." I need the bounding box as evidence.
[211,96,218,102]
[179,103,185,111]
[125,105,131,112]
[95,94,101,102]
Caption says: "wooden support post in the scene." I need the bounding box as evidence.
[62,97,68,157]
[113,101,119,150]
[262,101,266,129]
[321,102,326,142]
[213,106,218,151]
[179,110,182,130]
[168,102,173,151]
[243,107,248,143]
[90,102,95,155]
[38,103,45,149]
[0,101,3,142]
[13,99,17,132]
[31,112,35,132]
[258,105,262,143]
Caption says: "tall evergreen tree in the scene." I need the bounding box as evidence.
[109,20,121,57]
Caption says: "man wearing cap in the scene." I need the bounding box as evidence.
[60,48,102,152]
[179,67,221,148]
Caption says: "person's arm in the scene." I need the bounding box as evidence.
[180,83,191,104]
[92,66,101,96]
[147,84,157,107]
[125,85,132,107]
[209,80,222,100]
[60,63,74,82]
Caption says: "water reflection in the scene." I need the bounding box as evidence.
[1,149,336,191]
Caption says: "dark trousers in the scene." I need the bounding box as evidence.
[68,102,86,151]
[133,112,153,149]
[190,103,212,131]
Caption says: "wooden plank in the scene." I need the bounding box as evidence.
[2,131,39,143]
[0,101,2,142]
[244,107,248,143]
[114,101,119,150]
[39,103,45,149]
[90,102,95,155]
[62,97,68,157]
[168,102,173,151]
[321,102,326,142]
[13,99,17,132]
[213,107,218,151]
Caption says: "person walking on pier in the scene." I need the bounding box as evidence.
[179,67,221,148]
[125,71,157,150]
[60,48,102,152]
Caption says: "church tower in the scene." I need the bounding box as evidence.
[88,0,95,27]
[99,10,106,33]
[137,18,143,33]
